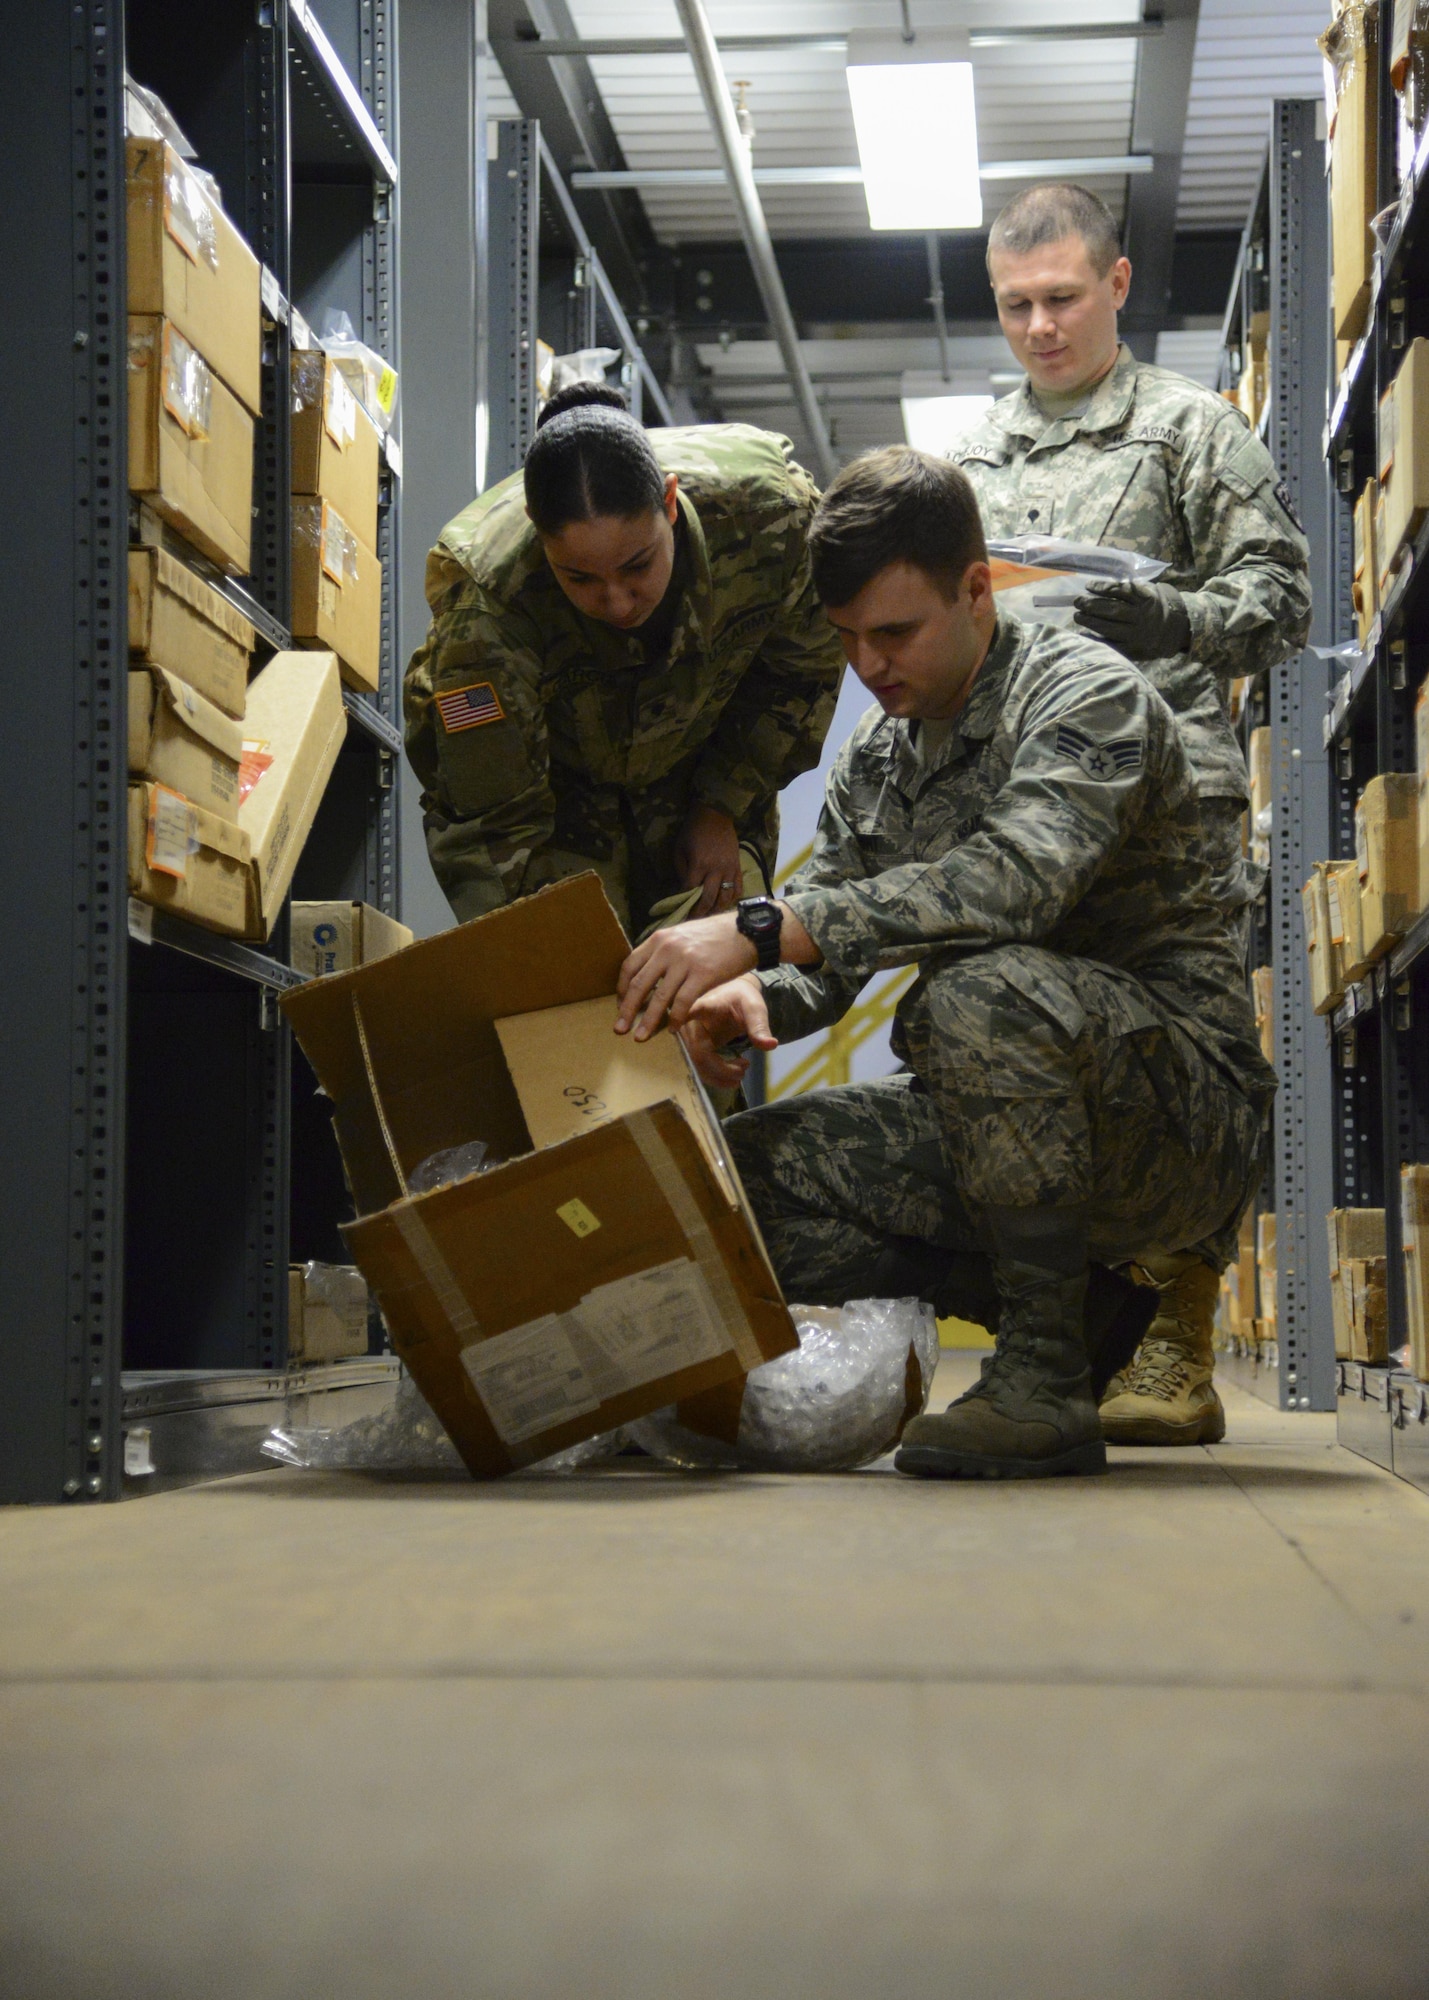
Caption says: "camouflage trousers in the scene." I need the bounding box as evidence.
[726,944,1269,1304]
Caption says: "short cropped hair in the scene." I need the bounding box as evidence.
[808,448,988,608]
[986,183,1122,279]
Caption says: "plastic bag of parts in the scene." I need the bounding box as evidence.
[318,309,399,434]
[988,536,1168,629]
[630,1297,940,1474]
[261,1373,626,1477]
[408,1140,495,1194]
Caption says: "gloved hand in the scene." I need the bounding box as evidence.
[1073,578,1191,661]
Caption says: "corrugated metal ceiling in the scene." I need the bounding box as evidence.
[1178,0,1328,229]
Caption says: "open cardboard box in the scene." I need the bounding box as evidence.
[281,873,795,1476]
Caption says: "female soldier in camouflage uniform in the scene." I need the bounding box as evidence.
[404,384,844,939]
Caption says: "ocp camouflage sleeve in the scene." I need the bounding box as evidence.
[1176,421,1312,682]
[689,478,844,821]
[783,655,1174,981]
[402,552,559,922]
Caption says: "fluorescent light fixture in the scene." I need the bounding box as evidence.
[846,30,982,232]
[900,391,994,455]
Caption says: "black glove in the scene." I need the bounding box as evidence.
[1073,578,1190,661]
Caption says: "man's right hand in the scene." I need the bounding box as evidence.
[681,974,779,1089]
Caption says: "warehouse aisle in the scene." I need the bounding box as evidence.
[2,1363,1427,2000]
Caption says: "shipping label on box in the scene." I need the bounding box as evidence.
[290,498,382,693]
[290,352,381,547]
[279,873,796,1477]
[128,545,252,719]
[292,901,414,976]
[127,779,252,936]
[129,667,244,822]
[126,137,262,415]
[238,651,347,940]
[128,316,255,575]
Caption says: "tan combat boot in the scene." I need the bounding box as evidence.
[1098,1251,1225,1446]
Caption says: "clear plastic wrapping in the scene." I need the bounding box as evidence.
[987,536,1168,629]
[291,350,360,449]
[292,499,361,586]
[408,1140,493,1193]
[318,309,398,434]
[630,1297,940,1474]
[159,323,213,439]
[261,1373,624,1476]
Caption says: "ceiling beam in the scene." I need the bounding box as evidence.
[1120,0,1201,348]
[500,23,1165,58]
[574,158,1154,191]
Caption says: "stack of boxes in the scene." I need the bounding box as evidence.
[1302,776,1422,1015]
[290,347,384,693]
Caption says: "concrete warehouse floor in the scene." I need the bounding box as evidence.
[2,1357,1428,2000]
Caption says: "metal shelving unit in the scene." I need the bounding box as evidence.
[1,0,404,1502]
[1320,25,1429,1482]
[1213,100,1339,1413]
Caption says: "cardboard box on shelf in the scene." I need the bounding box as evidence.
[1252,964,1274,1065]
[291,901,414,977]
[1408,680,1416,916]
[128,316,254,575]
[1356,772,1420,957]
[1302,864,1345,1015]
[1235,1207,1258,1338]
[1324,0,1380,341]
[128,544,251,719]
[129,667,243,823]
[288,1263,369,1363]
[1249,725,1272,829]
[1327,857,1372,987]
[1330,1206,1388,1265]
[238,651,347,940]
[1403,1165,1429,1380]
[1378,339,1429,573]
[127,780,251,936]
[279,873,797,1478]
[1345,1256,1390,1363]
[1256,1210,1278,1333]
[1353,478,1379,643]
[126,137,262,415]
[290,352,381,548]
[290,498,382,693]
[1328,1211,1353,1361]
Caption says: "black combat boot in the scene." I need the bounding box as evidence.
[894,1206,1106,1479]
[863,1237,1153,1403]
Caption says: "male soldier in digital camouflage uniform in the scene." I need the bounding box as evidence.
[614,449,1275,1479]
[404,391,843,941]
[947,183,1311,1446]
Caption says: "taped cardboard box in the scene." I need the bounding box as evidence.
[1403,1164,1429,1380]
[129,667,243,822]
[1417,681,1429,920]
[1322,0,1380,341]
[128,316,254,575]
[292,901,414,976]
[1379,339,1429,574]
[1236,1207,1258,1337]
[126,137,262,416]
[291,498,381,693]
[1248,725,1272,831]
[1345,1257,1390,1363]
[1302,864,1345,1016]
[1356,772,1420,957]
[127,780,251,936]
[1327,857,1372,987]
[1257,1210,1278,1335]
[279,873,796,1478]
[238,651,347,940]
[1252,963,1274,1064]
[1327,1210,1353,1360]
[291,352,381,547]
[288,1263,369,1363]
[1354,478,1379,644]
[128,545,252,719]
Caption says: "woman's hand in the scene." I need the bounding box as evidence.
[676,803,743,915]
[680,976,779,1089]
[615,913,755,1040]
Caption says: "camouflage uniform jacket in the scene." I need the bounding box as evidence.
[404,424,844,929]
[767,611,1277,1104]
[949,344,1311,803]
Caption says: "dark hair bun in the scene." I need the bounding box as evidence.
[536,380,630,429]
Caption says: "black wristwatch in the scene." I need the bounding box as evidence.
[736,894,783,972]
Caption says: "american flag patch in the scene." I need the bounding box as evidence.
[436,681,505,733]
